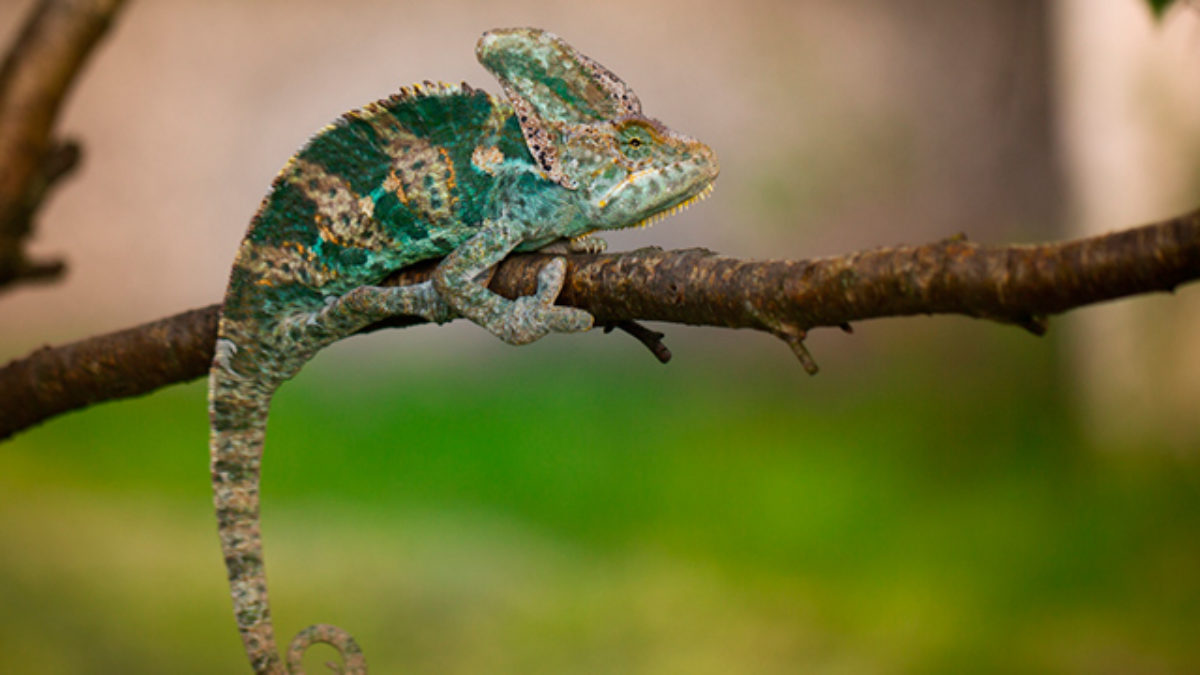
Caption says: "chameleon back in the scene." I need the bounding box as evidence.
[220,83,534,327]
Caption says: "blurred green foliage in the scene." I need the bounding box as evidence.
[2,326,1198,673]
[1147,0,1178,18]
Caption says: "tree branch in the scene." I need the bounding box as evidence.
[0,0,127,291]
[3,207,1197,440]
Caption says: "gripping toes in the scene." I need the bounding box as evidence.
[534,256,569,301]
[497,257,592,344]
[533,258,592,334]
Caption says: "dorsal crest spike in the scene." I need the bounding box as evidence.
[321,81,498,149]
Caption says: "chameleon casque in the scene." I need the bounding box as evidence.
[209,27,718,673]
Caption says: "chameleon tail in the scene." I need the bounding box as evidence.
[287,624,367,673]
[209,366,366,674]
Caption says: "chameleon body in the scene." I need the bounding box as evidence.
[209,28,718,673]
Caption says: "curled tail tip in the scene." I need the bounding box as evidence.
[286,624,367,674]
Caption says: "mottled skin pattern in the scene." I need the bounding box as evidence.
[209,27,718,673]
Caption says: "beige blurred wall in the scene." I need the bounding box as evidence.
[1054,0,1200,451]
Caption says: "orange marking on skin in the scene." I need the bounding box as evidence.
[255,278,273,287]
[389,168,408,204]
[281,240,316,261]
[438,146,458,193]
[317,223,342,246]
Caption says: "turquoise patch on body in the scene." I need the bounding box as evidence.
[496,115,531,161]
[247,181,319,247]
[372,191,427,244]
[300,117,390,196]
[387,91,495,145]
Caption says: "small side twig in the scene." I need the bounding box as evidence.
[780,329,819,375]
[604,320,672,363]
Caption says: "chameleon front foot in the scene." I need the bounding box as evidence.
[493,257,593,345]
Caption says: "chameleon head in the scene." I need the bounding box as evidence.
[560,115,718,232]
[477,27,718,235]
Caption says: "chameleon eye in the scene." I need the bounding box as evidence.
[628,137,643,148]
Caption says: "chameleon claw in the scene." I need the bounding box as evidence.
[567,234,607,253]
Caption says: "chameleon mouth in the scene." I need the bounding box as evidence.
[623,181,715,231]
[570,181,715,248]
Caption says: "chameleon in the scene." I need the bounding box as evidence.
[209,27,718,673]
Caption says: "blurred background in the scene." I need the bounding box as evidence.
[2,0,1199,672]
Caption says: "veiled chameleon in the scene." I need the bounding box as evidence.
[209,27,718,673]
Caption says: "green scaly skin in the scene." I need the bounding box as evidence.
[209,27,718,673]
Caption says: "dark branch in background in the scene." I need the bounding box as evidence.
[0,0,127,291]
[3,207,1198,440]
[1146,0,1180,19]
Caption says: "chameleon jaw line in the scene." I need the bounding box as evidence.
[624,181,715,231]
